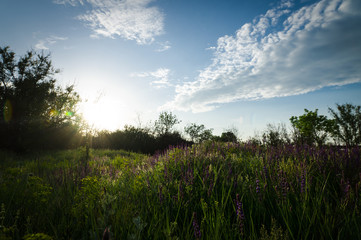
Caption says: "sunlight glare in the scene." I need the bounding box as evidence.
[80,97,127,131]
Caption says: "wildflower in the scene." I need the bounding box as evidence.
[263,166,268,179]
[235,194,245,235]
[281,177,289,198]
[300,170,306,194]
[256,179,260,194]
[193,212,201,239]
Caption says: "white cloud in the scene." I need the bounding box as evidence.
[53,0,83,6]
[155,41,171,52]
[35,35,68,50]
[166,0,361,113]
[54,0,164,44]
[132,68,172,88]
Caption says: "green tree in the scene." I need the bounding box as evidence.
[290,109,334,146]
[0,46,81,151]
[262,123,290,147]
[328,103,361,146]
[184,123,213,143]
[219,131,238,143]
[154,111,181,136]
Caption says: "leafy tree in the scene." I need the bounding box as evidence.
[184,123,213,143]
[262,123,290,147]
[200,128,214,142]
[219,131,238,143]
[328,103,361,146]
[154,111,181,136]
[290,109,334,146]
[0,46,81,151]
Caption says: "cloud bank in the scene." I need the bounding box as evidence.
[167,0,361,113]
[54,0,164,44]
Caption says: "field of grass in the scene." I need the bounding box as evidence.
[0,142,360,239]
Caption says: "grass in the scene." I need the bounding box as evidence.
[0,142,360,239]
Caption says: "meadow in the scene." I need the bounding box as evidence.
[0,142,360,239]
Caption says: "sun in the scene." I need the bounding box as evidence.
[80,97,125,131]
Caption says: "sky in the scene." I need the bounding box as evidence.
[1,0,361,139]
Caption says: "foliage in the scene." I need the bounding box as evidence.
[259,218,289,240]
[262,123,291,147]
[213,130,238,143]
[290,109,334,146]
[0,46,82,152]
[92,126,190,154]
[329,103,361,146]
[23,233,53,240]
[154,111,181,136]
[1,142,360,239]
[184,123,213,143]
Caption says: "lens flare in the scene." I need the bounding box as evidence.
[65,111,74,117]
[3,100,13,123]
[49,109,59,117]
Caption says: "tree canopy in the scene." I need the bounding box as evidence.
[184,123,213,143]
[290,109,334,146]
[154,111,181,136]
[0,46,82,151]
[329,103,361,146]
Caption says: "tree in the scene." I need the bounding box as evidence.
[262,123,290,147]
[154,111,181,136]
[290,109,334,146]
[0,46,81,151]
[219,131,238,143]
[199,128,214,142]
[328,103,361,146]
[184,123,213,143]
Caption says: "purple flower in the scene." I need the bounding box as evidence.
[193,212,201,239]
[300,170,306,194]
[235,194,245,235]
[263,166,268,179]
[256,179,260,194]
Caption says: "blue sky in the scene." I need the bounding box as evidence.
[1,0,361,139]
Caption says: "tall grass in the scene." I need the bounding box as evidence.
[0,143,360,239]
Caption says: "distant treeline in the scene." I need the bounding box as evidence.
[1,46,361,154]
[91,122,239,154]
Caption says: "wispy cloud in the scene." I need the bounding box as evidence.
[155,41,171,52]
[166,0,361,113]
[35,35,68,50]
[132,68,172,88]
[54,0,164,44]
[53,0,82,6]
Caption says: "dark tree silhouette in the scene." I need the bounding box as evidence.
[0,46,82,151]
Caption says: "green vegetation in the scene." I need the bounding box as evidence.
[329,103,361,147]
[1,143,360,239]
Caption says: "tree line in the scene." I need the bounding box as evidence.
[91,111,239,154]
[260,105,361,148]
[1,46,361,153]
